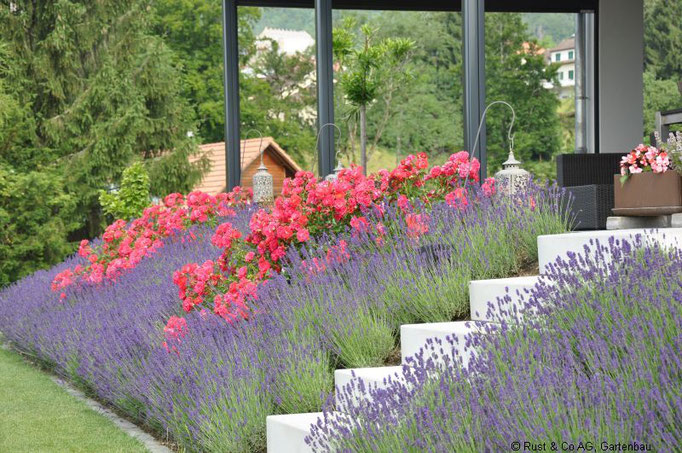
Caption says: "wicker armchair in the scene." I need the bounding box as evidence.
[556,154,622,230]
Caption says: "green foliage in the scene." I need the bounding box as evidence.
[256,7,317,35]
[367,12,465,161]
[154,2,317,168]
[331,12,561,178]
[0,1,205,283]
[153,1,260,143]
[643,70,682,137]
[339,25,414,108]
[99,162,151,221]
[521,13,576,47]
[644,0,682,81]
[333,17,416,170]
[485,14,562,177]
[0,166,78,287]
[642,0,682,139]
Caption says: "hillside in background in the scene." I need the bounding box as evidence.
[255,8,575,46]
[522,13,575,47]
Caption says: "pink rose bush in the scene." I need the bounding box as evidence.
[50,151,496,335]
[52,187,252,297]
[168,152,495,330]
[620,144,670,178]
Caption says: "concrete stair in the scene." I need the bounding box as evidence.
[469,276,543,322]
[267,228,682,452]
[537,228,682,271]
[334,366,403,410]
[266,412,321,453]
[400,320,491,368]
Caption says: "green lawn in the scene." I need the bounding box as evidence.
[0,347,148,453]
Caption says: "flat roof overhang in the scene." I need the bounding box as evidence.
[236,0,598,13]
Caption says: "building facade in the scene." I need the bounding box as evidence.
[547,37,576,99]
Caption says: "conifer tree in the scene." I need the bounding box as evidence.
[0,1,204,282]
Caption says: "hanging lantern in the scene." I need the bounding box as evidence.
[325,161,344,181]
[494,150,530,196]
[242,129,272,204]
[252,161,274,204]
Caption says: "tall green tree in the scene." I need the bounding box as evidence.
[333,17,415,172]
[0,1,203,283]
[485,13,561,179]
[154,1,316,168]
[643,69,682,137]
[644,0,682,81]
[153,1,260,143]
[369,12,464,164]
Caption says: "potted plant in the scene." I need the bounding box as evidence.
[613,139,682,216]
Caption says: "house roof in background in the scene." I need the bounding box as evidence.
[550,37,576,53]
[190,138,302,194]
[521,41,546,55]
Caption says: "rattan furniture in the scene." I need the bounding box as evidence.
[556,154,622,230]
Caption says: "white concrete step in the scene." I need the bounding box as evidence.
[334,366,403,410]
[469,276,542,322]
[266,412,321,453]
[538,228,682,271]
[400,320,492,368]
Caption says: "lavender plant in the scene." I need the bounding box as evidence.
[0,184,570,452]
[307,239,682,452]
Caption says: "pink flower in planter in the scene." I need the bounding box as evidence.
[652,151,670,173]
[620,145,670,177]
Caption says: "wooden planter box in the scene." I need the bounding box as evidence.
[613,172,682,216]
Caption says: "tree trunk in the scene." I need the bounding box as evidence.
[360,104,367,175]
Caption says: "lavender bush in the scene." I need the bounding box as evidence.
[0,185,570,452]
[307,238,682,452]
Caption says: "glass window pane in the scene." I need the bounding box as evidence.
[486,12,577,180]
[332,10,464,172]
[246,7,318,176]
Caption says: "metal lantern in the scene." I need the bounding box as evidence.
[494,150,530,196]
[244,129,273,204]
[325,161,344,181]
[465,101,530,197]
[252,158,274,204]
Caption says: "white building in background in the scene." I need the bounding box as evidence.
[545,37,576,99]
[251,27,317,123]
[256,27,314,56]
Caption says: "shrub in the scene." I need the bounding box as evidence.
[99,161,152,221]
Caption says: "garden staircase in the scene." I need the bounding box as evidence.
[266,228,682,453]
